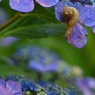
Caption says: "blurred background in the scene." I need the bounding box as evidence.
[1,0,95,95]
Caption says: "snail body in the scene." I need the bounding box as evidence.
[62,5,79,38]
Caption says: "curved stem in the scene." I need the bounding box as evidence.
[0,13,21,30]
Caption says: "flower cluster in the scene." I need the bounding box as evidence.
[12,46,60,73]
[12,46,83,78]
[4,75,78,95]
[55,0,95,48]
[0,79,23,95]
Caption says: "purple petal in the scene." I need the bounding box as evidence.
[0,86,10,95]
[55,1,73,21]
[29,60,58,73]
[0,36,18,47]
[6,80,22,94]
[29,60,46,72]
[45,63,58,72]
[92,25,95,33]
[79,5,95,26]
[36,0,59,7]
[9,0,34,12]
[73,2,83,14]
[67,23,88,48]
[84,18,95,27]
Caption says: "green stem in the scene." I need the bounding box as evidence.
[0,13,21,30]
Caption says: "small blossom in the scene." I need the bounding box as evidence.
[0,79,23,95]
[55,1,95,48]
[0,36,18,47]
[9,0,59,12]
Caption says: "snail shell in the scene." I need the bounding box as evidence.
[62,5,79,38]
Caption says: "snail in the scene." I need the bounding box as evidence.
[62,5,79,38]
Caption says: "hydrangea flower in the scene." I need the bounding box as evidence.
[13,46,78,74]
[9,0,59,12]
[12,46,60,72]
[5,75,79,95]
[28,48,59,73]
[55,1,95,48]
[12,46,83,77]
[0,79,23,95]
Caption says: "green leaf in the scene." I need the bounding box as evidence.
[1,22,66,38]
[0,3,66,38]
[0,14,66,38]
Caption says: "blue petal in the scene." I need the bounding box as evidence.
[79,5,95,26]
[67,23,88,48]
[36,0,59,7]
[55,1,73,21]
[73,2,83,14]
[84,18,95,27]
[6,80,22,93]
[9,0,34,12]
[29,60,58,73]
[79,6,90,22]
